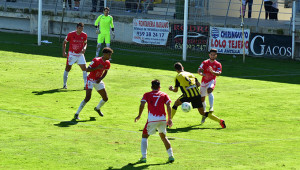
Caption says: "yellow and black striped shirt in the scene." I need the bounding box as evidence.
[175,71,201,98]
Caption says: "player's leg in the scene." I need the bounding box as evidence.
[77,54,87,89]
[63,53,74,89]
[94,82,107,116]
[96,34,105,57]
[207,80,216,112]
[207,88,214,112]
[105,33,111,48]
[157,122,174,163]
[139,122,150,163]
[79,64,87,89]
[74,88,92,119]
[159,133,174,163]
[171,98,182,119]
[200,85,208,112]
[201,97,225,128]
[140,133,149,163]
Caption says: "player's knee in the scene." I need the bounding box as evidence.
[84,96,91,102]
[207,88,213,94]
[174,100,181,106]
[103,97,108,102]
[159,133,166,139]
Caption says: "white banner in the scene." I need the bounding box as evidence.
[133,19,169,45]
[209,27,250,54]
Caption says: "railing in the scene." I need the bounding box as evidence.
[0,0,295,29]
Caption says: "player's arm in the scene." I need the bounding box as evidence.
[195,78,200,87]
[198,63,206,76]
[86,62,104,72]
[96,70,108,83]
[208,66,222,76]
[110,16,115,38]
[169,79,179,92]
[169,86,178,92]
[135,101,146,122]
[62,39,68,57]
[198,68,205,76]
[166,102,173,128]
[95,16,101,34]
[81,39,87,54]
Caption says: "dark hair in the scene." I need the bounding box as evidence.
[151,79,160,90]
[209,48,217,53]
[174,62,183,71]
[77,22,84,27]
[102,47,113,54]
[104,7,110,11]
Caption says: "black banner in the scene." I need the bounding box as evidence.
[249,33,292,58]
[171,24,209,51]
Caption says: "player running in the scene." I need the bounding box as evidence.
[62,22,88,90]
[74,47,113,120]
[198,48,225,126]
[94,7,115,57]
[169,62,226,128]
[135,79,175,163]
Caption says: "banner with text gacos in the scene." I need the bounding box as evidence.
[171,24,209,51]
[249,33,292,58]
[209,27,250,54]
[132,19,169,45]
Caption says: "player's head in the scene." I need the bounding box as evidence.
[102,47,113,60]
[151,79,160,90]
[104,7,109,16]
[209,48,218,61]
[76,22,84,33]
[174,62,184,72]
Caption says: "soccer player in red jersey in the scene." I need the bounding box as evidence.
[74,47,113,120]
[135,79,175,163]
[62,22,88,89]
[198,48,225,127]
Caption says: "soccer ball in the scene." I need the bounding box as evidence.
[181,102,192,112]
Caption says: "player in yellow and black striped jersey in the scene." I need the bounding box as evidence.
[169,62,226,128]
[175,71,201,98]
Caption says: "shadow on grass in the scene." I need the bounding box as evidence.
[1,31,300,85]
[53,117,96,127]
[32,88,83,95]
[137,124,223,134]
[167,124,223,133]
[107,160,171,170]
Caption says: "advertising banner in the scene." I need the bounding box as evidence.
[249,33,292,58]
[132,19,169,45]
[171,24,209,51]
[209,27,250,54]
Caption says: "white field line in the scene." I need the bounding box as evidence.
[1,109,299,145]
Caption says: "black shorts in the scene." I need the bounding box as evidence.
[178,95,203,109]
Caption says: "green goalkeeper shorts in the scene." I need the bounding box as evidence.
[97,33,111,44]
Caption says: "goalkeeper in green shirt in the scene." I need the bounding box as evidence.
[95,7,115,57]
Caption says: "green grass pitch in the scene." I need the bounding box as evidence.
[0,32,299,169]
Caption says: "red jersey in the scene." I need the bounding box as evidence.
[141,90,171,122]
[65,31,87,53]
[199,59,222,83]
[87,57,110,80]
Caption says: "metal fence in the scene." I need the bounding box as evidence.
[0,0,294,25]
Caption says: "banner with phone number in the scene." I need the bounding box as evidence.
[133,19,169,45]
[171,24,209,51]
